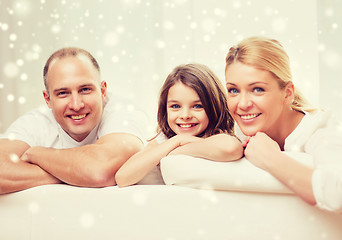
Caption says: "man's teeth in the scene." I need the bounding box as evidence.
[240,114,259,120]
[71,114,86,120]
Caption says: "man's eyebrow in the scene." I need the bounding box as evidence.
[53,88,68,94]
[79,83,96,88]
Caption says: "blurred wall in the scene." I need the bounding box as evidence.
[0,0,339,135]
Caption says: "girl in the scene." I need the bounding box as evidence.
[116,63,243,187]
[225,36,342,213]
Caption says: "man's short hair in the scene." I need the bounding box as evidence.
[43,47,100,93]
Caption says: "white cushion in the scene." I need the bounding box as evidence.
[160,152,313,194]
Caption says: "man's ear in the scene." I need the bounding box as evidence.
[100,81,107,99]
[43,90,52,108]
[284,81,295,105]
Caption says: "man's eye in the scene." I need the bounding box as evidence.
[80,88,92,93]
[227,88,239,94]
[57,91,68,97]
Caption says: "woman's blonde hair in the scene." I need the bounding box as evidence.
[225,36,315,112]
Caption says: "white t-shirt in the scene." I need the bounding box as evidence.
[2,102,147,149]
[284,110,342,212]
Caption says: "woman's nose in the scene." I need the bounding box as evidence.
[238,93,253,110]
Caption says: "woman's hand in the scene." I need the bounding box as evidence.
[244,132,281,170]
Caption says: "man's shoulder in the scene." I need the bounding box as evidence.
[99,105,149,142]
[2,105,59,146]
[15,106,57,127]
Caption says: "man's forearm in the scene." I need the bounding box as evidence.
[0,158,62,194]
[0,140,62,194]
[22,133,143,187]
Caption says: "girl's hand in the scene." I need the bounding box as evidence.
[168,134,201,155]
[171,134,200,147]
[244,132,281,170]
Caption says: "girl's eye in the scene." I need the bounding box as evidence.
[227,88,239,94]
[170,104,180,109]
[193,104,203,109]
[253,87,264,93]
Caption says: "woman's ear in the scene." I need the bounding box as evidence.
[284,81,295,105]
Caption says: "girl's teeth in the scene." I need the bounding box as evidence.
[71,114,86,120]
[180,124,193,128]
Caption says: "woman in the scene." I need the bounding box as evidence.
[225,36,342,213]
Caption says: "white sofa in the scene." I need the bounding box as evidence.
[1,154,342,240]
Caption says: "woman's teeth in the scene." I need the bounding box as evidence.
[240,114,259,120]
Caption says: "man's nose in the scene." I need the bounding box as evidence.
[68,93,84,111]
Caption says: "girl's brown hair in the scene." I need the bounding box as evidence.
[157,63,235,139]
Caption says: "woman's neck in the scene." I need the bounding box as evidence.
[268,109,305,150]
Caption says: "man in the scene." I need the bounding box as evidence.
[0,47,144,194]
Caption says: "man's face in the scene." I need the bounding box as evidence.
[43,56,106,142]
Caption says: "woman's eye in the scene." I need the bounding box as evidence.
[253,87,264,93]
[227,88,239,94]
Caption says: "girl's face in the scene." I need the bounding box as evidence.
[225,61,290,137]
[166,82,209,136]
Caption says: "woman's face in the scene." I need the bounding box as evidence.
[225,61,289,137]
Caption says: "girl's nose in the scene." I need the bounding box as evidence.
[180,108,192,119]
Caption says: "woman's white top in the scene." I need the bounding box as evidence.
[285,110,342,212]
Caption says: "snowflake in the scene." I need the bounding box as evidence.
[132,190,147,206]
[3,62,19,78]
[51,24,61,34]
[1,23,9,31]
[272,18,287,33]
[103,32,119,46]
[9,153,20,163]
[28,201,40,214]
[155,40,166,49]
[18,96,26,104]
[79,212,95,228]
[7,94,15,102]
